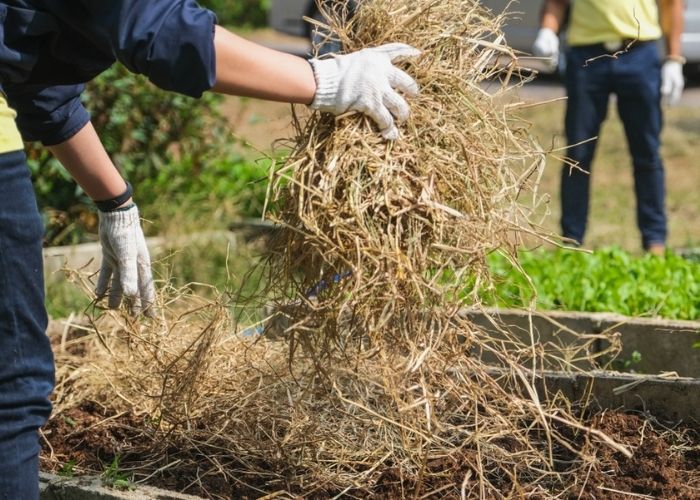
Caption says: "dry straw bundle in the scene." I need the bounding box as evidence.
[251,0,628,494]
[46,1,629,498]
[262,0,550,355]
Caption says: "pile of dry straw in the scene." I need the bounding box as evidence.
[48,1,629,497]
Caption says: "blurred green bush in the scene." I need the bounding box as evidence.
[27,64,272,245]
[198,0,270,28]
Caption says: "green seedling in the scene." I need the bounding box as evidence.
[612,350,643,372]
[482,247,700,321]
[58,459,77,478]
[101,456,134,491]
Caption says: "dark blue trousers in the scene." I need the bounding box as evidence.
[562,41,667,248]
[0,150,54,499]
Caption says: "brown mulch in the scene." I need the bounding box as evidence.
[41,404,700,499]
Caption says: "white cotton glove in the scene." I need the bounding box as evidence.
[96,204,156,317]
[661,59,685,106]
[532,28,560,72]
[309,43,421,140]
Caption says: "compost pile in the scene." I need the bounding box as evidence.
[44,1,650,497]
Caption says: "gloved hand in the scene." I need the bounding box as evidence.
[661,59,685,106]
[309,43,421,140]
[532,28,559,72]
[96,204,156,317]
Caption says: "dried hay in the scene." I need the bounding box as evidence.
[46,1,631,497]
[261,0,549,351]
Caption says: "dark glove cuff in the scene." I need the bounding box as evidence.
[94,181,133,212]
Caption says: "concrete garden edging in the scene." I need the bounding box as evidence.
[40,472,203,500]
[534,370,700,423]
[463,308,700,378]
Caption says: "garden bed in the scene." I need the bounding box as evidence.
[42,317,700,498]
[40,402,699,499]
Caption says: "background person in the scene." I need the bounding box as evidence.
[533,0,685,254]
[0,1,419,496]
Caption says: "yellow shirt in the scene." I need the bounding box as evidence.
[568,0,663,47]
[0,95,23,154]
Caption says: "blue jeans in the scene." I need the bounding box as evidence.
[0,150,54,499]
[562,41,666,248]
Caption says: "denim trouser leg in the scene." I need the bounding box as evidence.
[0,150,54,500]
[562,42,667,247]
[612,43,667,247]
[562,47,612,245]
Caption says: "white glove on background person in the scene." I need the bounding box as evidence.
[661,59,685,106]
[532,28,560,71]
[96,204,156,317]
[309,43,421,140]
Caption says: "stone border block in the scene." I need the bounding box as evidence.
[40,472,203,500]
[464,308,700,377]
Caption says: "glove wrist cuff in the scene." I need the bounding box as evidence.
[664,55,686,65]
[308,57,340,110]
[98,203,139,230]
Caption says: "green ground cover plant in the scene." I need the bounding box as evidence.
[100,456,133,491]
[484,247,700,321]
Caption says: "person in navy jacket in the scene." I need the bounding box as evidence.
[0,1,420,496]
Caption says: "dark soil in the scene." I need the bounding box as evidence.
[583,412,700,499]
[41,403,700,499]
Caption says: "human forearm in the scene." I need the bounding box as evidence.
[211,26,316,104]
[661,0,684,58]
[49,122,153,314]
[541,0,568,33]
[47,122,130,203]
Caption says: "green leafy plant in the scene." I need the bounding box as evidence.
[58,459,77,478]
[101,456,133,491]
[481,247,700,321]
[611,350,643,372]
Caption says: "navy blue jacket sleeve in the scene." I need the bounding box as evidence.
[0,0,217,144]
[3,83,89,146]
[79,0,218,98]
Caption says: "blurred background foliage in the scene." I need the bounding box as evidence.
[199,0,270,28]
[28,0,273,246]
[28,64,270,246]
